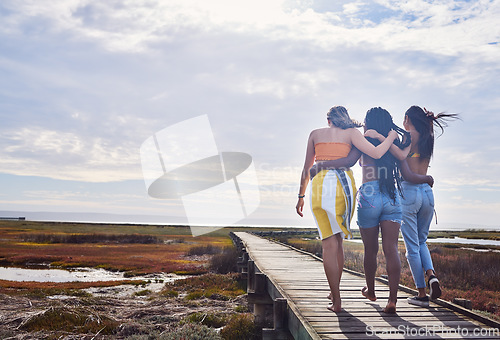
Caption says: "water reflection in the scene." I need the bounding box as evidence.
[0,267,181,283]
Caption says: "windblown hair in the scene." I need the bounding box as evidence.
[365,107,411,201]
[327,106,362,129]
[405,106,460,159]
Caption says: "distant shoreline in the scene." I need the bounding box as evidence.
[1,213,499,230]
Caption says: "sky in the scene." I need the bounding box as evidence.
[1,0,499,231]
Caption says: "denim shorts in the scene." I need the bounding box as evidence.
[356,180,402,228]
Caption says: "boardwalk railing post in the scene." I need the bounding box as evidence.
[263,298,289,340]
[237,249,249,278]
[253,272,268,324]
[247,260,255,292]
[247,260,273,326]
[273,298,288,330]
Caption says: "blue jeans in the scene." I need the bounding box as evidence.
[357,180,402,228]
[401,182,435,289]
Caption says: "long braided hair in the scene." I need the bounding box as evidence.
[365,107,411,201]
[405,106,460,159]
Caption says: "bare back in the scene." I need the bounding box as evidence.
[407,129,430,175]
[310,126,352,145]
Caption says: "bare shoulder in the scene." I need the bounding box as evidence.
[346,127,361,134]
[344,127,362,138]
[309,127,328,138]
[310,127,329,134]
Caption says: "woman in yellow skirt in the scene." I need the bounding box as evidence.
[296,106,398,312]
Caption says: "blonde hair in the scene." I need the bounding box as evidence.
[327,106,362,129]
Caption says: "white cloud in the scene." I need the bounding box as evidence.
[2,0,498,58]
[0,127,141,182]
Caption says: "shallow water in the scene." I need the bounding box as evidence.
[0,266,184,283]
[346,237,499,246]
[426,237,500,247]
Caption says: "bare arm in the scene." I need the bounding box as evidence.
[296,132,316,217]
[309,147,361,179]
[350,128,398,159]
[364,130,410,160]
[400,159,434,187]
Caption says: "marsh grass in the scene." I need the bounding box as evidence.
[0,222,262,338]
[182,311,229,328]
[0,279,147,298]
[164,273,245,300]
[19,305,119,335]
[284,237,323,257]
[162,323,222,340]
[220,313,259,340]
[21,233,161,244]
[0,222,234,274]
[209,246,238,274]
[134,289,152,297]
[188,244,222,256]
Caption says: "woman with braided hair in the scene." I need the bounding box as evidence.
[356,107,412,314]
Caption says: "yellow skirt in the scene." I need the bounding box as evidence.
[310,169,356,240]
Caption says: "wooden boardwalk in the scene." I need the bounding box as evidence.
[233,232,500,340]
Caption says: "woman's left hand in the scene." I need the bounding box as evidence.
[296,198,304,217]
[426,175,434,188]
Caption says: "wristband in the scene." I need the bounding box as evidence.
[298,194,305,198]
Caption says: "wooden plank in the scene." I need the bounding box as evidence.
[233,232,499,340]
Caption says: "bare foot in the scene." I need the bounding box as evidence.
[327,292,332,300]
[327,302,341,313]
[361,287,377,301]
[383,301,397,314]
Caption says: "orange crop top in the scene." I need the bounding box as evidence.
[314,142,351,161]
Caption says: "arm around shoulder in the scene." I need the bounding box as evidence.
[350,129,397,159]
[309,147,361,178]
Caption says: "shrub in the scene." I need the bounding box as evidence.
[165,273,245,300]
[188,244,222,256]
[209,247,238,274]
[220,313,258,340]
[185,291,204,300]
[19,306,119,334]
[235,305,250,313]
[183,312,228,328]
[161,290,179,298]
[134,289,152,297]
[162,323,222,340]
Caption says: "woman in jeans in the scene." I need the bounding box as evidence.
[356,107,411,314]
[400,106,459,307]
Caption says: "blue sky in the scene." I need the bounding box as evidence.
[1,0,499,229]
